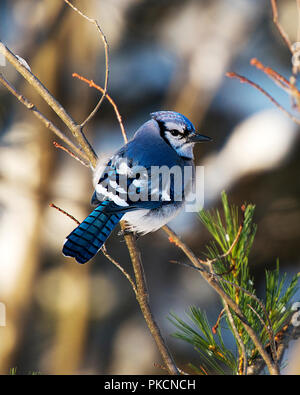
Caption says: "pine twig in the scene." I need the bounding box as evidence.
[247,303,277,363]
[223,303,248,375]
[200,208,244,267]
[163,225,280,375]
[212,308,225,334]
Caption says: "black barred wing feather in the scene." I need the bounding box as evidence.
[91,152,185,211]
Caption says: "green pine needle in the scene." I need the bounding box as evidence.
[170,191,299,374]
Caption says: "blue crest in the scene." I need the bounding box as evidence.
[150,111,195,131]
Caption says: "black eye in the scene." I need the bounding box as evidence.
[170,129,180,137]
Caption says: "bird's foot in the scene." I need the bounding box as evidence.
[118,228,139,240]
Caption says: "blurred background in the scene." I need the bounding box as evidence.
[0,0,300,375]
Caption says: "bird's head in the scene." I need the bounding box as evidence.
[151,111,211,159]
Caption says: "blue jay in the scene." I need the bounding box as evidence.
[63,111,211,263]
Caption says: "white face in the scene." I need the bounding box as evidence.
[163,121,195,159]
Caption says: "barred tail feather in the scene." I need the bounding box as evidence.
[63,201,124,264]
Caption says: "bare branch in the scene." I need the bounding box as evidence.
[63,0,109,128]
[0,41,97,167]
[50,203,137,295]
[49,203,81,225]
[101,244,138,296]
[53,141,89,167]
[72,72,128,144]
[250,58,292,93]
[270,0,293,53]
[122,228,179,375]
[53,141,90,167]
[226,71,300,125]
[0,72,89,164]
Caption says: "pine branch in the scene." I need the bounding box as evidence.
[166,192,299,375]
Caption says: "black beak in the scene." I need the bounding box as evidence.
[189,133,212,143]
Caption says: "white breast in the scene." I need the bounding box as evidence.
[123,204,182,235]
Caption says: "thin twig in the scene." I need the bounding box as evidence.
[153,362,189,375]
[72,73,128,144]
[250,58,300,103]
[0,72,89,163]
[53,141,89,167]
[200,219,243,267]
[270,0,293,53]
[226,71,300,125]
[212,308,225,334]
[0,41,97,167]
[49,203,80,225]
[50,202,137,293]
[250,58,292,93]
[223,303,247,375]
[63,0,109,128]
[247,303,277,363]
[101,244,137,296]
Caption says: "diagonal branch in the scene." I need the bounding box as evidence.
[53,141,89,167]
[226,71,300,125]
[0,72,89,165]
[0,41,97,167]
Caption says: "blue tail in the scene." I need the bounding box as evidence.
[63,201,124,264]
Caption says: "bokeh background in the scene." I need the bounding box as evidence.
[0,0,300,374]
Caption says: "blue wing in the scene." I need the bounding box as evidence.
[91,142,188,209]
